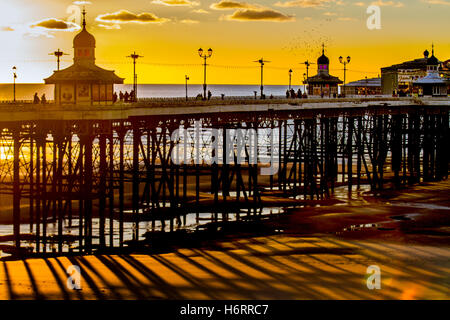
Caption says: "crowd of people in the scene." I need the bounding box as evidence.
[33,93,46,104]
[285,88,308,99]
[116,90,136,103]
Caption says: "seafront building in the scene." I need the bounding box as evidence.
[381,48,449,96]
[342,77,382,96]
[44,10,124,105]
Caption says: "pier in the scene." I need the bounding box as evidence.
[0,97,448,257]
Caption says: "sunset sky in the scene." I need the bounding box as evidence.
[0,0,449,85]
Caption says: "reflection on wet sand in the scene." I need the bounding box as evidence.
[0,180,448,299]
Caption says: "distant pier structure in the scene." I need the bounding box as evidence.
[44,10,124,106]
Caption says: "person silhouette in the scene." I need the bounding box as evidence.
[33,93,40,104]
[207,90,212,100]
[41,94,47,104]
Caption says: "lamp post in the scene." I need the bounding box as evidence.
[198,48,212,100]
[127,51,143,102]
[302,60,314,96]
[12,66,17,103]
[303,73,307,95]
[365,76,368,97]
[339,55,351,97]
[185,75,189,101]
[288,69,292,90]
[254,58,270,99]
[49,49,68,71]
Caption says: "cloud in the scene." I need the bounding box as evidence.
[73,1,92,4]
[1,26,14,31]
[225,8,295,21]
[192,9,210,13]
[30,18,80,30]
[353,1,365,5]
[422,0,450,4]
[274,0,336,7]
[98,24,121,29]
[323,11,337,15]
[96,10,169,24]
[210,1,257,9]
[180,19,200,23]
[338,17,357,20]
[152,0,199,6]
[371,0,404,7]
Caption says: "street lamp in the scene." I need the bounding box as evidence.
[339,55,351,97]
[185,75,189,101]
[49,49,68,71]
[12,66,17,103]
[198,47,212,100]
[365,76,368,97]
[303,73,307,95]
[253,58,270,99]
[126,51,143,102]
[288,69,293,90]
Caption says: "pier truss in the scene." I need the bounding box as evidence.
[0,104,448,256]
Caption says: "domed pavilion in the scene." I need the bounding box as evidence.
[413,46,448,97]
[304,44,342,97]
[45,10,124,105]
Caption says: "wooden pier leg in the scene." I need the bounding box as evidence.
[99,133,107,248]
[56,132,64,253]
[42,135,48,254]
[347,117,354,193]
[84,134,93,254]
[35,135,41,253]
[13,128,21,251]
[356,117,362,189]
[132,123,140,241]
[29,133,34,234]
[119,128,125,247]
[108,134,114,247]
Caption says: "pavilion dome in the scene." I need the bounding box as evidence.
[427,54,439,66]
[73,27,96,48]
[317,54,329,65]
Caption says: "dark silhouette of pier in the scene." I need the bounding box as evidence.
[0,97,448,257]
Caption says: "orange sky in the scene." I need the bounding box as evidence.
[0,0,449,85]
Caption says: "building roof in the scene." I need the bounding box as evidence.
[317,44,329,65]
[44,63,124,84]
[44,9,123,85]
[317,53,329,65]
[305,73,343,84]
[381,57,428,72]
[345,77,381,87]
[427,54,439,66]
[74,9,96,48]
[74,28,96,48]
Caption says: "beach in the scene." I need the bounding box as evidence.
[1,180,448,300]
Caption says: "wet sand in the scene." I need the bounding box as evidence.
[0,179,449,299]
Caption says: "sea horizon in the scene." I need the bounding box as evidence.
[0,83,302,101]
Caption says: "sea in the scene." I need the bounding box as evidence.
[0,84,297,101]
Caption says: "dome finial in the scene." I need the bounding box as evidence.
[432,43,434,56]
[322,43,325,55]
[82,7,86,28]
